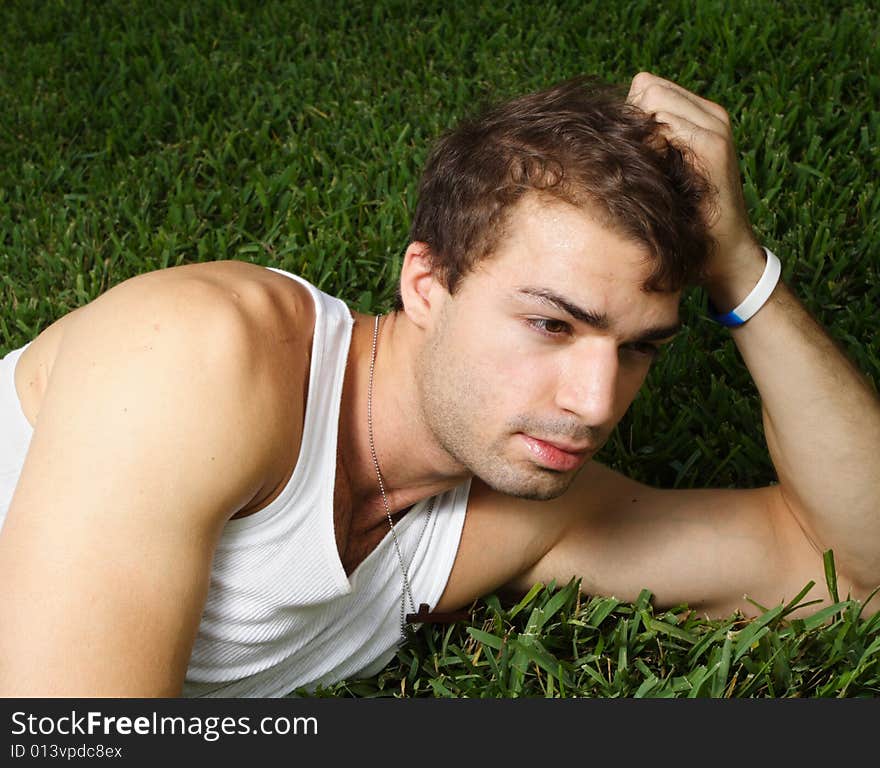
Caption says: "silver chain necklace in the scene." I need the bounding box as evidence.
[367,314,434,642]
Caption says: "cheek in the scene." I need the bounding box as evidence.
[442,311,568,413]
[483,345,559,413]
[447,326,546,407]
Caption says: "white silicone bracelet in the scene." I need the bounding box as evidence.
[709,247,781,327]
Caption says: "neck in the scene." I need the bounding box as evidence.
[337,309,470,534]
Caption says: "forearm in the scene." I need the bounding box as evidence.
[707,245,880,591]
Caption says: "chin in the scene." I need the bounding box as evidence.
[475,463,576,501]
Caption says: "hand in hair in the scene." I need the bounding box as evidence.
[626,71,765,292]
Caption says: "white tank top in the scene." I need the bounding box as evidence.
[0,268,471,698]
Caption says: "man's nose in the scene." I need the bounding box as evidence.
[554,341,620,427]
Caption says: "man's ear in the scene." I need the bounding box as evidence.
[398,241,445,329]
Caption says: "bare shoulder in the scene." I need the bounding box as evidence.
[17,260,316,504]
[75,258,317,362]
[16,259,313,399]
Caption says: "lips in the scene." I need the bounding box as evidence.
[519,434,592,472]
[531,437,593,453]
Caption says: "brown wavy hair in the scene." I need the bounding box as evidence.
[393,75,715,310]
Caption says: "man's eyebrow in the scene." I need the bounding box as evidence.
[514,287,682,342]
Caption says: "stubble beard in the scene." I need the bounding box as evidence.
[414,311,580,502]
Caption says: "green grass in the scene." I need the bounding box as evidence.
[1,0,878,697]
[301,563,880,699]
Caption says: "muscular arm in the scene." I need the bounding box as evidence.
[0,276,278,696]
[709,249,880,595]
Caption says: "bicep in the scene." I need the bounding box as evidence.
[508,460,832,619]
[0,286,272,695]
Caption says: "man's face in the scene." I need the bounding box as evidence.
[414,194,682,500]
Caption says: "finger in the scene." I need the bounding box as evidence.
[628,72,730,127]
[632,83,729,137]
[650,109,729,171]
[651,109,702,147]
[628,71,726,120]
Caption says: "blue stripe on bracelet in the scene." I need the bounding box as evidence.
[716,312,745,328]
[712,309,745,327]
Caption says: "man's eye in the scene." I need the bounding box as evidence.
[527,318,571,336]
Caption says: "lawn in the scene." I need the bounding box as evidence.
[1,0,878,697]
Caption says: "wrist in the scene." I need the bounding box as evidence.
[704,241,768,313]
[706,245,782,328]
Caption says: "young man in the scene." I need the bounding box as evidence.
[0,72,877,697]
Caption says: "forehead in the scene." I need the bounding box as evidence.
[483,194,650,282]
[462,195,680,321]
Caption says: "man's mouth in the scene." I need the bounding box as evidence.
[518,434,593,472]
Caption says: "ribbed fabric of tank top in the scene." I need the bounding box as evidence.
[181,268,470,697]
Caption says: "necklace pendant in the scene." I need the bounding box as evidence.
[405,603,470,624]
